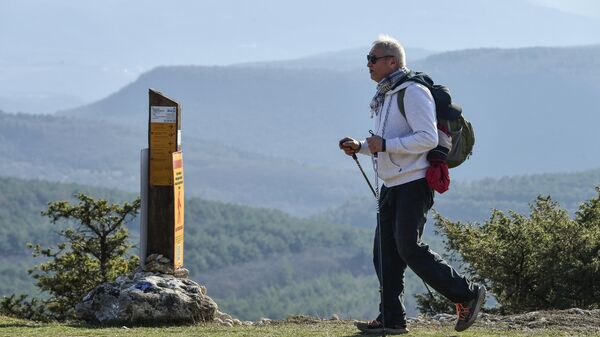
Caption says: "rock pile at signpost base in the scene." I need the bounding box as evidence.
[75,255,216,324]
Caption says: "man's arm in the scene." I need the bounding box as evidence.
[385,83,438,154]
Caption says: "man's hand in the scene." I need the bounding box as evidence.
[366,135,384,153]
[339,137,360,156]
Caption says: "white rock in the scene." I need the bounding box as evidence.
[259,318,272,325]
[76,272,217,324]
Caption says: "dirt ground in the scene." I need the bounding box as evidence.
[406,308,600,333]
[282,308,600,333]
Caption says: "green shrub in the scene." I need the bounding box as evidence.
[434,187,600,313]
[1,194,140,321]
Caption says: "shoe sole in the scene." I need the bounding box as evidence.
[455,286,487,332]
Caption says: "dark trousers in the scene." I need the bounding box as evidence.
[373,178,476,325]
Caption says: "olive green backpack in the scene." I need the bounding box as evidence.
[396,72,474,168]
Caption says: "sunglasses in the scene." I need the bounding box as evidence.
[367,54,394,64]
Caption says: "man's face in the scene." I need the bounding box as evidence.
[367,47,396,83]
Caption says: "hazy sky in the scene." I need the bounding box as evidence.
[1,0,599,113]
[3,0,599,64]
[533,0,600,19]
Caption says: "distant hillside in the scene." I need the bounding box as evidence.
[58,45,600,181]
[2,168,598,320]
[57,65,373,170]
[12,174,532,320]
[0,111,362,215]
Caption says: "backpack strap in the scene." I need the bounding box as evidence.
[396,88,407,119]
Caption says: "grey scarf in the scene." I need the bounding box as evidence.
[370,67,409,118]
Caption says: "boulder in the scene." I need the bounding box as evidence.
[75,270,217,324]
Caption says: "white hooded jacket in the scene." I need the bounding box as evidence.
[358,81,438,187]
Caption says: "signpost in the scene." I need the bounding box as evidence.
[172,151,184,269]
[145,88,184,270]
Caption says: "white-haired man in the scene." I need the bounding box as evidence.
[339,35,486,334]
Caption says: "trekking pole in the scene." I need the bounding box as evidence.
[339,137,376,199]
[369,130,386,337]
[351,153,377,198]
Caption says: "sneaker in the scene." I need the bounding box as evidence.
[454,284,487,332]
[355,319,409,335]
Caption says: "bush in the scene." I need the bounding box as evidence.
[0,294,50,322]
[434,187,600,314]
[0,194,140,321]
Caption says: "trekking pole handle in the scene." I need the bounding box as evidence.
[339,138,359,155]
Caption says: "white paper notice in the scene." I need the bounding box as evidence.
[150,106,176,123]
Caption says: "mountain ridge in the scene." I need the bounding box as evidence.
[57,45,600,181]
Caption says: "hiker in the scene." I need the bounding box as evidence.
[338,35,486,334]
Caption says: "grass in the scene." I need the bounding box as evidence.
[0,315,592,337]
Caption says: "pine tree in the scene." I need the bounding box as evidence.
[25,193,140,320]
[431,187,600,314]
